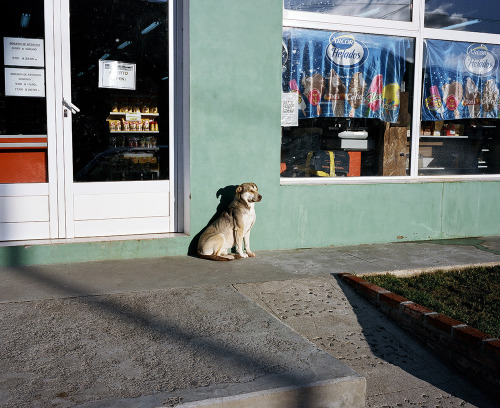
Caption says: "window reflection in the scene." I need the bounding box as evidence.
[425,0,500,34]
[284,0,412,22]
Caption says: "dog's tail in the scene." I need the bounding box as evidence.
[197,253,235,261]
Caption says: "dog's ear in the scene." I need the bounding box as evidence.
[236,185,243,194]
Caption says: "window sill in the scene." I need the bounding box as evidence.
[280,175,500,186]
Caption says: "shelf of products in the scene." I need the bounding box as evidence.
[101,98,162,180]
[107,116,159,133]
[107,98,160,135]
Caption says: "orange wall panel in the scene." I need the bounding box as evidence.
[0,151,48,183]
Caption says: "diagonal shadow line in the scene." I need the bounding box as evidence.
[3,264,324,407]
[332,274,499,407]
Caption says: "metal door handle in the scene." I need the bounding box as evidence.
[63,98,80,114]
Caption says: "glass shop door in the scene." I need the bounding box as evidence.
[0,0,59,242]
[60,0,174,237]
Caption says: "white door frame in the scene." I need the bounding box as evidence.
[0,0,186,244]
[0,0,58,242]
[55,0,176,239]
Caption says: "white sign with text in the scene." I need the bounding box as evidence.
[4,37,45,67]
[5,68,45,97]
[98,60,136,90]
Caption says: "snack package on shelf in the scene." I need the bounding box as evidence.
[134,99,142,113]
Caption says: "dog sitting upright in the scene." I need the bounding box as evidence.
[198,183,262,261]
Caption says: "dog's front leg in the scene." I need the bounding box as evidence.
[234,227,248,258]
[243,232,255,257]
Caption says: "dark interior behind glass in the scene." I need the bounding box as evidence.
[0,0,47,183]
[70,0,168,182]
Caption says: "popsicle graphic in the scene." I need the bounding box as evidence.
[301,73,325,116]
[442,81,463,119]
[347,72,366,117]
[289,79,307,115]
[482,79,499,113]
[428,85,445,119]
[382,83,400,122]
[365,74,383,113]
[463,78,480,118]
[326,69,346,117]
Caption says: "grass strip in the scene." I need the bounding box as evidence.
[363,265,500,338]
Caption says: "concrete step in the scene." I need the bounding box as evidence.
[1,284,365,408]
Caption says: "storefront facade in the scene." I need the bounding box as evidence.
[1,0,499,266]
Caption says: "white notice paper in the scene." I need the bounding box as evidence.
[4,37,45,67]
[98,60,136,90]
[5,68,45,97]
[281,92,299,127]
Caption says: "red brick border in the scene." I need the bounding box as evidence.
[338,273,500,399]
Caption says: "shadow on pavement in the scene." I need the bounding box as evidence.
[1,259,327,407]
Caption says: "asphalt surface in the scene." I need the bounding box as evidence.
[1,236,499,407]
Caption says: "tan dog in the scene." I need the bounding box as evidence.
[198,183,262,261]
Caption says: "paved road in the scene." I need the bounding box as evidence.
[0,237,499,407]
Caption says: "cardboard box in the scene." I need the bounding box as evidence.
[347,151,361,177]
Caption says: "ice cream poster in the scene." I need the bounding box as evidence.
[422,39,500,121]
[282,28,411,123]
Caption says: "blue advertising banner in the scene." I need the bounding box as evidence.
[422,39,500,121]
[282,28,411,123]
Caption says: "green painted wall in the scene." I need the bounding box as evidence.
[187,0,500,253]
[188,0,283,243]
[0,0,499,266]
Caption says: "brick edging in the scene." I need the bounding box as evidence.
[338,273,500,399]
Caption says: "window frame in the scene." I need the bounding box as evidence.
[282,1,500,185]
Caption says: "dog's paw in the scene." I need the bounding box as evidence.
[247,251,256,257]
[239,253,249,258]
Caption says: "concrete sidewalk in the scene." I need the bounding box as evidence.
[0,237,499,407]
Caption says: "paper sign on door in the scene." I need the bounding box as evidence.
[3,37,45,68]
[4,68,45,97]
[98,60,136,90]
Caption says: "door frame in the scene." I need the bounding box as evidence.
[0,0,188,244]
[0,0,59,242]
[55,0,177,239]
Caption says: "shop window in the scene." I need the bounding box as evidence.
[425,0,500,34]
[281,28,414,178]
[284,0,413,22]
[420,39,500,175]
[0,0,48,183]
[70,0,169,182]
